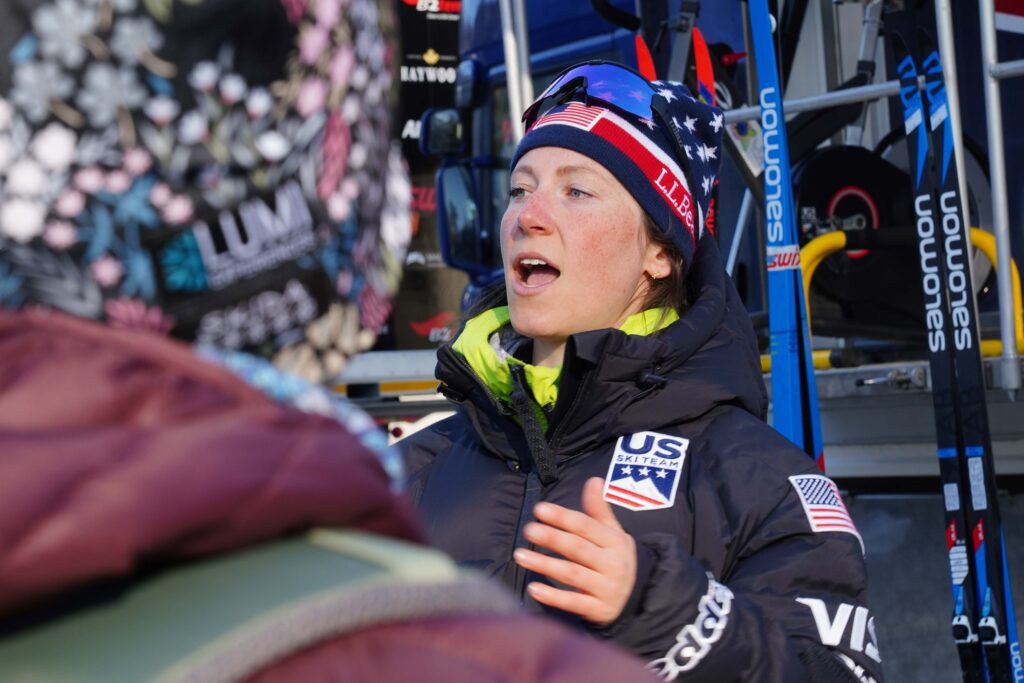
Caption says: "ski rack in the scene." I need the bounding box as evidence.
[720,1,1024,393]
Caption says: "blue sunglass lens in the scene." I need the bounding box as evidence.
[524,63,655,127]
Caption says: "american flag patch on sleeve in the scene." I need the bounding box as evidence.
[789,474,864,554]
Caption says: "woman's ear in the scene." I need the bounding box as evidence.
[642,241,672,280]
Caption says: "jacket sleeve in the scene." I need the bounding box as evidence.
[600,477,884,683]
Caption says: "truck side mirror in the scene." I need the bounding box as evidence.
[436,164,500,280]
[419,108,465,157]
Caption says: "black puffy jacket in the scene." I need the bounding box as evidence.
[400,237,884,682]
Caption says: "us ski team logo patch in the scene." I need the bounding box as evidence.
[603,431,688,511]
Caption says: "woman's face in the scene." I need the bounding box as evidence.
[501,147,668,354]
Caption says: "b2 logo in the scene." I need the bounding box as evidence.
[402,0,461,13]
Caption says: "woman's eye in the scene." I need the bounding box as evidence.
[508,187,526,199]
[568,187,590,199]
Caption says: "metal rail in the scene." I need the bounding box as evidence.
[935,0,971,277]
[991,58,1024,80]
[978,0,1021,394]
[722,76,913,124]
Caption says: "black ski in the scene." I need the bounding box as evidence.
[893,32,985,683]
[916,28,1021,683]
[894,30,1022,683]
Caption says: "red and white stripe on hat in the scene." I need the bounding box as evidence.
[997,0,1024,33]
[531,102,701,245]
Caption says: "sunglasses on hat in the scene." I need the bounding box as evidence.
[520,61,692,172]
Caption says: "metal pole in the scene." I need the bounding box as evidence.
[819,0,845,147]
[935,0,971,262]
[723,76,915,124]
[991,58,1024,79]
[498,0,526,143]
[978,0,1020,394]
[741,0,758,107]
[740,0,769,313]
[845,0,883,147]
[727,189,754,276]
[511,0,533,106]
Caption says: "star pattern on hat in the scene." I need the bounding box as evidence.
[635,81,722,238]
[622,79,722,245]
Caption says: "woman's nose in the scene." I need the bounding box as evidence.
[513,190,555,235]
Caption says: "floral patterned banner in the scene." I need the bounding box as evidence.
[0,0,411,384]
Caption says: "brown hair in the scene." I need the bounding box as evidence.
[640,212,690,315]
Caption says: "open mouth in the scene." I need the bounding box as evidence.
[515,255,561,288]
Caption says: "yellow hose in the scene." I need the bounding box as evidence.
[800,231,847,330]
[969,228,1024,355]
[761,349,835,373]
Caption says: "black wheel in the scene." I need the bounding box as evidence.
[793,145,925,340]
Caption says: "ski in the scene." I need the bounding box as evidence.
[894,30,1022,682]
[747,0,825,469]
[916,28,1022,683]
[893,32,986,682]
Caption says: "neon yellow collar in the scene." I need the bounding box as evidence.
[452,306,679,409]
[619,307,681,336]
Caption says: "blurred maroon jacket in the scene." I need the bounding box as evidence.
[0,308,658,682]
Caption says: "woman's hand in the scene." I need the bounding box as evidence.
[513,476,637,626]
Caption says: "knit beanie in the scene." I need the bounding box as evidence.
[510,70,723,269]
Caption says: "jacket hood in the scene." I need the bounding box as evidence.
[437,234,766,460]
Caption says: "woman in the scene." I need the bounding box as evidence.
[401,62,883,682]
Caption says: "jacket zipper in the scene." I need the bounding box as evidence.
[512,469,542,602]
[546,367,596,452]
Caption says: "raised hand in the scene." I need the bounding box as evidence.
[513,476,637,626]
